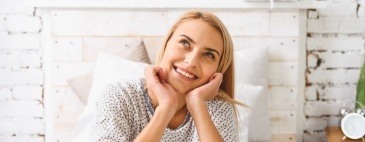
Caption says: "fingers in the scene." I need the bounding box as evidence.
[209,73,223,84]
[145,66,158,85]
[144,66,165,84]
[156,67,166,83]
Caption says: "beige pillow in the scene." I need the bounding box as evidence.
[67,39,151,104]
[67,72,94,104]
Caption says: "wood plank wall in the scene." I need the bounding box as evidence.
[49,10,302,142]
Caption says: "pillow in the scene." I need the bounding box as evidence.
[235,84,265,142]
[67,72,93,104]
[234,46,268,86]
[73,46,270,141]
[72,52,148,142]
[67,39,150,104]
[234,46,271,142]
[247,89,271,142]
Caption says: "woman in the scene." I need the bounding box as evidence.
[91,11,242,142]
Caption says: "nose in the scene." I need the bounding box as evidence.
[184,50,199,68]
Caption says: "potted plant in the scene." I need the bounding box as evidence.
[356,58,365,109]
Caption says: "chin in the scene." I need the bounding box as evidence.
[176,86,192,94]
[168,78,193,94]
[162,64,201,94]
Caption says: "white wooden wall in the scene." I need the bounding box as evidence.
[44,9,305,142]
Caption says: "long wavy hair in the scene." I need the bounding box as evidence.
[156,11,244,106]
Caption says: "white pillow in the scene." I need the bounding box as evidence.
[247,89,271,142]
[235,84,265,142]
[72,52,148,142]
[234,46,271,142]
[67,39,151,105]
[73,46,270,141]
[234,46,268,86]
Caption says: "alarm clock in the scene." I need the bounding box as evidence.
[341,112,365,140]
[340,102,365,140]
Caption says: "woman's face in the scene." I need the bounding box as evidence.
[159,19,223,94]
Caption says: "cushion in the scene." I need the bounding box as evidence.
[67,39,150,104]
[234,46,268,86]
[86,53,148,110]
[234,46,271,142]
[67,72,93,104]
[235,84,265,142]
[73,46,270,141]
[72,52,148,142]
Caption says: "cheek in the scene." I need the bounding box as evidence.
[162,46,182,62]
[200,66,218,81]
[160,48,180,69]
[161,52,176,65]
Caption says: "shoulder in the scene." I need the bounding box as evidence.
[205,98,238,141]
[96,78,147,106]
[206,98,235,114]
[102,78,146,96]
[205,98,237,126]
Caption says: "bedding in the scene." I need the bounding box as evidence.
[67,38,150,104]
[234,46,271,142]
[72,52,148,142]
[72,45,271,142]
[235,84,265,142]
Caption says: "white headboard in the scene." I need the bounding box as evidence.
[35,1,327,141]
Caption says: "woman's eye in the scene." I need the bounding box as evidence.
[179,39,190,47]
[203,52,215,60]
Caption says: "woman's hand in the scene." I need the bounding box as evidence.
[184,73,225,142]
[135,66,178,142]
[144,66,178,112]
[185,73,223,111]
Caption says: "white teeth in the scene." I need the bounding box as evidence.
[176,68,195,79]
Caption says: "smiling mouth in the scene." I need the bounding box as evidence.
[173,66,198,79]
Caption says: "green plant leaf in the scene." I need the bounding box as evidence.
[356,60,365,109]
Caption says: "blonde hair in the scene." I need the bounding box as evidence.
[156,11,244,106]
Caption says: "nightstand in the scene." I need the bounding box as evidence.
[326,127,364,142]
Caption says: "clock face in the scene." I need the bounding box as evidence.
[341,113,365,139]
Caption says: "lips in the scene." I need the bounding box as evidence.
[173,66,198,79]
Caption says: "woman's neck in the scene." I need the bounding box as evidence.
[167,106,188,129]
[148,91,188,129]
[175,91,187,111]
[168,91,188,129]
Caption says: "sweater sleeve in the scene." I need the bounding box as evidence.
[91,83,132,142]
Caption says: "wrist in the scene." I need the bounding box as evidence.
[186,98,206,115]
[156,104,177,118]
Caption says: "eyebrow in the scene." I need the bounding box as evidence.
[180,35,195,44]
[179,34,221,57]
[204,47,221,57]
